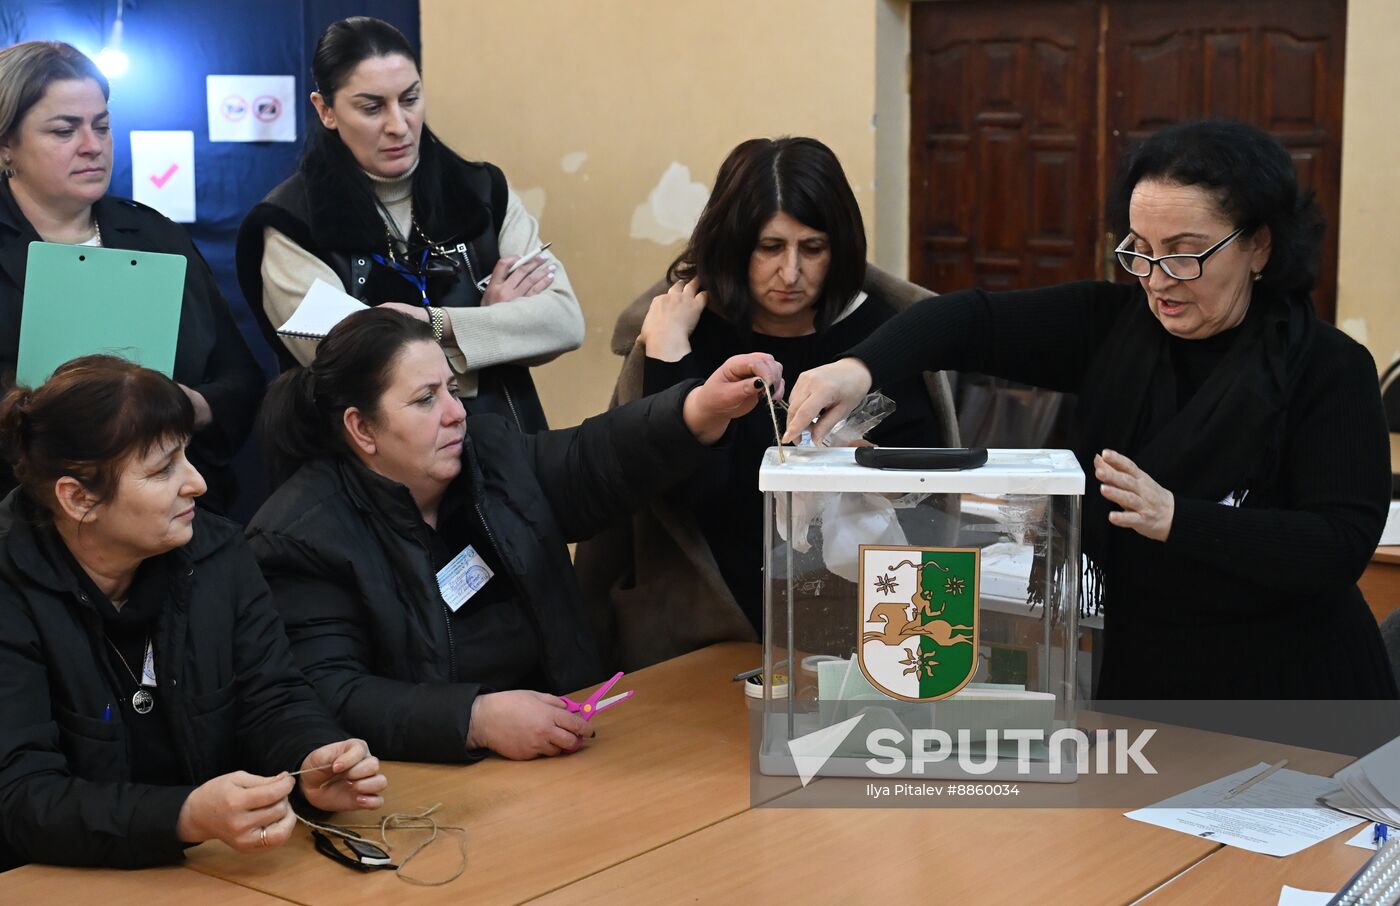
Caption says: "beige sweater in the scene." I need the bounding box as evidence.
[258,167,584,398]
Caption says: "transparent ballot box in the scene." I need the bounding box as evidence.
[757,447,1084,782]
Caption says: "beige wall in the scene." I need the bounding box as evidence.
[422,0,886,427]
[423,0,1398,430]
[1338,0,1400,374]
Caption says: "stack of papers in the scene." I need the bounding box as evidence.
[1327,736,1400,827]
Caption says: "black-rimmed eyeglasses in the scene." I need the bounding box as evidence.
[311,826,397,872]
[1115,227,1244,281]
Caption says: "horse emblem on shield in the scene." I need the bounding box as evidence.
[857,545,980,702]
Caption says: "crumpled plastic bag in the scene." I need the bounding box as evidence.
[790,391,897,449]
[772,391,909,577]
[820,492,908,582]
[823,391,897,447]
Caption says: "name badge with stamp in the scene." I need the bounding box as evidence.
[436,545,495,612]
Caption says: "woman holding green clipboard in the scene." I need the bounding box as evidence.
[0,41,264,513]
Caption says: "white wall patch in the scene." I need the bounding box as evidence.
[629,162,708,245]
[561,151,589,173]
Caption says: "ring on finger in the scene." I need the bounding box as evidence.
[259,826,268,848]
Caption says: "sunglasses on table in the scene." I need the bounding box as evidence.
[310,824,396,872]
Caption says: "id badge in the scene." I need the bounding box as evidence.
[436,545,495,612]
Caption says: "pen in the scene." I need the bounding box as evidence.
[732,659,789,682]
[1376,823,1390,846]
[103,704,111,721]
[1223,758,1288,799]
[475,242,553,290]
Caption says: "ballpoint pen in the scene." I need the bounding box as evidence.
[475,242,552,291]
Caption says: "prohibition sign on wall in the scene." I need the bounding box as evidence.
[221,95,248,121]
[253,96,282,122]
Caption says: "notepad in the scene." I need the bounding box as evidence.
[17,242,187,386]
[276,278,367,340]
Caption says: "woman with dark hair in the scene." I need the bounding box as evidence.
[0,355,386,870]
[786,119,1395,699]
[575,136,957,669]
[237,16,581,433]
[0,41,264,512]
[246,308,781,763]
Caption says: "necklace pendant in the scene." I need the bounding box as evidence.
[132,688,154,714]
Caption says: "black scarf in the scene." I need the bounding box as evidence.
[297,125,495,255]
[1073,283,1316,608]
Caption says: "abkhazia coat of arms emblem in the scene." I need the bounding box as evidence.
[857,545,980,702]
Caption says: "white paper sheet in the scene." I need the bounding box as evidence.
[1277,886,1335,906]
[129,131,195,223]
[1124,763,1365,857]
[1344,822,1397,850]
[207,75,296,142]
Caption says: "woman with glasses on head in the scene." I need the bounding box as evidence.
[0,42,264,513]
[784,119,1395,700]
[0,356,386,870]
[237,16,581,433]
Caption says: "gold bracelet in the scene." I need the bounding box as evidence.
[429,306,445,342]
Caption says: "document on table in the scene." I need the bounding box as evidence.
[1344,823,1397,850]
[1124,762,1365,857]
[1276,886,1334,906]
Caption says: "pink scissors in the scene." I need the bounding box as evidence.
[561,671,634,720]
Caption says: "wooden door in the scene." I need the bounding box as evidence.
[1105,0,1347,321]
[910,0,1348,322]
[909,0,1100,294]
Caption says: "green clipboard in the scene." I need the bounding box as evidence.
[17,241,187,387]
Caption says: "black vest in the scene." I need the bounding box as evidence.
[236,152,548,432]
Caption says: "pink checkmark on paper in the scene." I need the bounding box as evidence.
[149,163,179,189]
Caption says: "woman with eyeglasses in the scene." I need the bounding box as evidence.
[237,17,581,432]
[0,356,386,870]
[784,119,1395,700]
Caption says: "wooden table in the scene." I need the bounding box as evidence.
[531,710,1356,904]
[3,641,1382,902]
[0,863,295,902]
[1141,824,1374,903]
[185,642,761,905]
[529,806,1218,904]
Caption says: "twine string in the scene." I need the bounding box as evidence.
[295,803,468,887]
[757,376,786,464]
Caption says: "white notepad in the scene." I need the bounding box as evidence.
[276,278,367,340]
